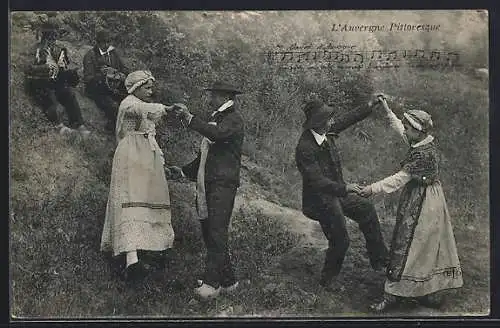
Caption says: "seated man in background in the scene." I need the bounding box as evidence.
[83,29,128,132]
[25,16,91,137]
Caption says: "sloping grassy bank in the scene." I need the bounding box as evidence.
[10,11,490,317]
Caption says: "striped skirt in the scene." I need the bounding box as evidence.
[385,181,463,297]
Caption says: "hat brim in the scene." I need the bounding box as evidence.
[40,26,59,32]
[204,88,242,94]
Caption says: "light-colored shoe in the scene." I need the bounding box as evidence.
[77,125,91,138]
[58,125,73,135]
[369,293,399,313]
[195,280,221,299]
[221,281,239,294]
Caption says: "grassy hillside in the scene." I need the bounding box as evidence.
[10,11,489,318]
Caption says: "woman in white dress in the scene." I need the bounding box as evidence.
[100,70,182,282]
[361,94,463,311]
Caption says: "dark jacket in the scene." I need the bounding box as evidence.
[27,42,79,87]
[82,45,128,92]
[182,107,244,187]
[329,104,373,134]
[295,130,348,221]
[32,42,68,66]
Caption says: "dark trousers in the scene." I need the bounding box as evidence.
[85,85,122,130]
[318,193,388,277]
[200,182,238,288]
[27,79,84,129]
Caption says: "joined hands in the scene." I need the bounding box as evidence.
[165,165,186,181]
[346,183,373,197]
[367,92,388,109]
[171,103,192,121]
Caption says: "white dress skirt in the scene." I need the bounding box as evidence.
[100,95,174,256]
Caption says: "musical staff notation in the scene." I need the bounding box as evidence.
[262,49,461,70]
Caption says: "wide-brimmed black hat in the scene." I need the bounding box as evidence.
[302,99,336,129]
[40,17,60,33]
[204,81,243,95]
[95,29,112,43]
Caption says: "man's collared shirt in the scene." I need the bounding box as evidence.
[99,46,115,56]
[310,129,327,146]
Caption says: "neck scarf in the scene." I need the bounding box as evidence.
[310,129,327,146]
[99,46,115,66]
[99,45,115,56]
[411,134,434,148]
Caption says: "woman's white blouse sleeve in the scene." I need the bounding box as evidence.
[123,97,165,116]
[142,102,166,114]
[370,170,412,194]
[386,110,409,144]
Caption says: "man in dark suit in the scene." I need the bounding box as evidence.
[295,99,389,289]
[173,81,244,299]
[83,29,128,131]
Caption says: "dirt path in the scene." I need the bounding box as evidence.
[233,194,464,317]
[235,196,328,249]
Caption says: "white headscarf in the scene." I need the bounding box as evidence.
[124,70,155,94]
